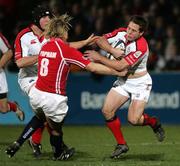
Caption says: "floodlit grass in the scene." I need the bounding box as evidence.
[0,125,180,166]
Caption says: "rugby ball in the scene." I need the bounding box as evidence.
[106,40,125,60]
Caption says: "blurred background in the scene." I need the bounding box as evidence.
[0,0,180,125]
[1,0,180,71]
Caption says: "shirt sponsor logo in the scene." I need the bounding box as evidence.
[133,51,142,58]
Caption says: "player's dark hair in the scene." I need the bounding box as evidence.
[32,5,54,29]
[129,15,148,32]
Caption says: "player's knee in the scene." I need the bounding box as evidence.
[47,118,63,135]
[51,129,60,136]
[35,108,46,123]
[0,105,8,113]
[102,107,114,120]
[128,117,139,125]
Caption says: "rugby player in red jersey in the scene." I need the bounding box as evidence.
[6,14,127,160]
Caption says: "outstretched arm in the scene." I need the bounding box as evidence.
[69,34,98,49]
[85,62,128,77]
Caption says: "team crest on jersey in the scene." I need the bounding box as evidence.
[133,51,142,58]
[125,46,131,55]
[31,39,37,44]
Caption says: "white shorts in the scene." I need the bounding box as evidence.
[29,86,68,123]
[0,69,8,94]
[112,73,152,102]
[18,76,37,96]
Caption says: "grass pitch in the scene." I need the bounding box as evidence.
[0,125,180,166]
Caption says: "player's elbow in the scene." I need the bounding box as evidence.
[16,59,23,68]
[85,63,97,73]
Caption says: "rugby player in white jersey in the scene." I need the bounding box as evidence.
[85,15,165,158]
[0,32,24,121]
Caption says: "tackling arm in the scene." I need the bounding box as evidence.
[69,34,98,49]
[85,62,128,77]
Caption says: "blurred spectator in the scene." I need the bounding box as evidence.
[1,0,180,72]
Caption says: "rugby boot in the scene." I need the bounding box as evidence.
[110,144,129,159]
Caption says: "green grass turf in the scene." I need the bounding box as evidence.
[0,125,180,166]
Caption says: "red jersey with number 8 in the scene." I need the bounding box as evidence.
[36,38,90,95]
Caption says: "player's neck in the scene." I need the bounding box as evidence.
[31,24,43,37]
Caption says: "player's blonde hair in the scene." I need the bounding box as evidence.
[44,14,72,39]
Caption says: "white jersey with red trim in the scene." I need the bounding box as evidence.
[104,27,149,74]
[36,38,91,95]
[14,25,47,79]
[0,33,11,94]
[0,32,11,57]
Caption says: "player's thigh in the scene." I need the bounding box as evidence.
[0,71,8,94]
[103,88,128,113]
[0,97,8,113]
[128,99,147,122]
[29,86,68,123]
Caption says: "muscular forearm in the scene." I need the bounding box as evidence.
[0,50,13,68]
[16,55,38,68]
[69,40,87,49]
[98,55,128,71]
[86,62,127,77]
[96,36,112,52]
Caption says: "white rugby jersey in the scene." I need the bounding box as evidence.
[104,27,149,74]
[0,33,11,75]
[14,25,47,79]
[0,32,11,57]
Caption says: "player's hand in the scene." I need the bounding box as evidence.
[111,48,125,59]
[95,36,112,52]
[84,34,99,46]
[84,50,102,62]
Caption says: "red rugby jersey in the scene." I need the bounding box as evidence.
[36,38,90,95]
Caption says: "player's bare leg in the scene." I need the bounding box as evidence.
[128,100,165,142]
[102,89,129,158]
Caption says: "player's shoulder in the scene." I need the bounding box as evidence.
[116,27,127,32]
[105,27,126,38]
[16,27,32,40]
[0,32,4,39]
[136,36,148,51]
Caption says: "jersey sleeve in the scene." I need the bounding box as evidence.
[14,32,29,60]
[63,43,91,68]
[124,38,148,66]
[0,33,11,53]
[104,27,127,44]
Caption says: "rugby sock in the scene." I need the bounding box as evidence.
[31,126,45,144]
[106,116,126,145]
[8,101,17,112]
[143,113,157,127]
[16,116,44,146]
[50,134,63,158]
